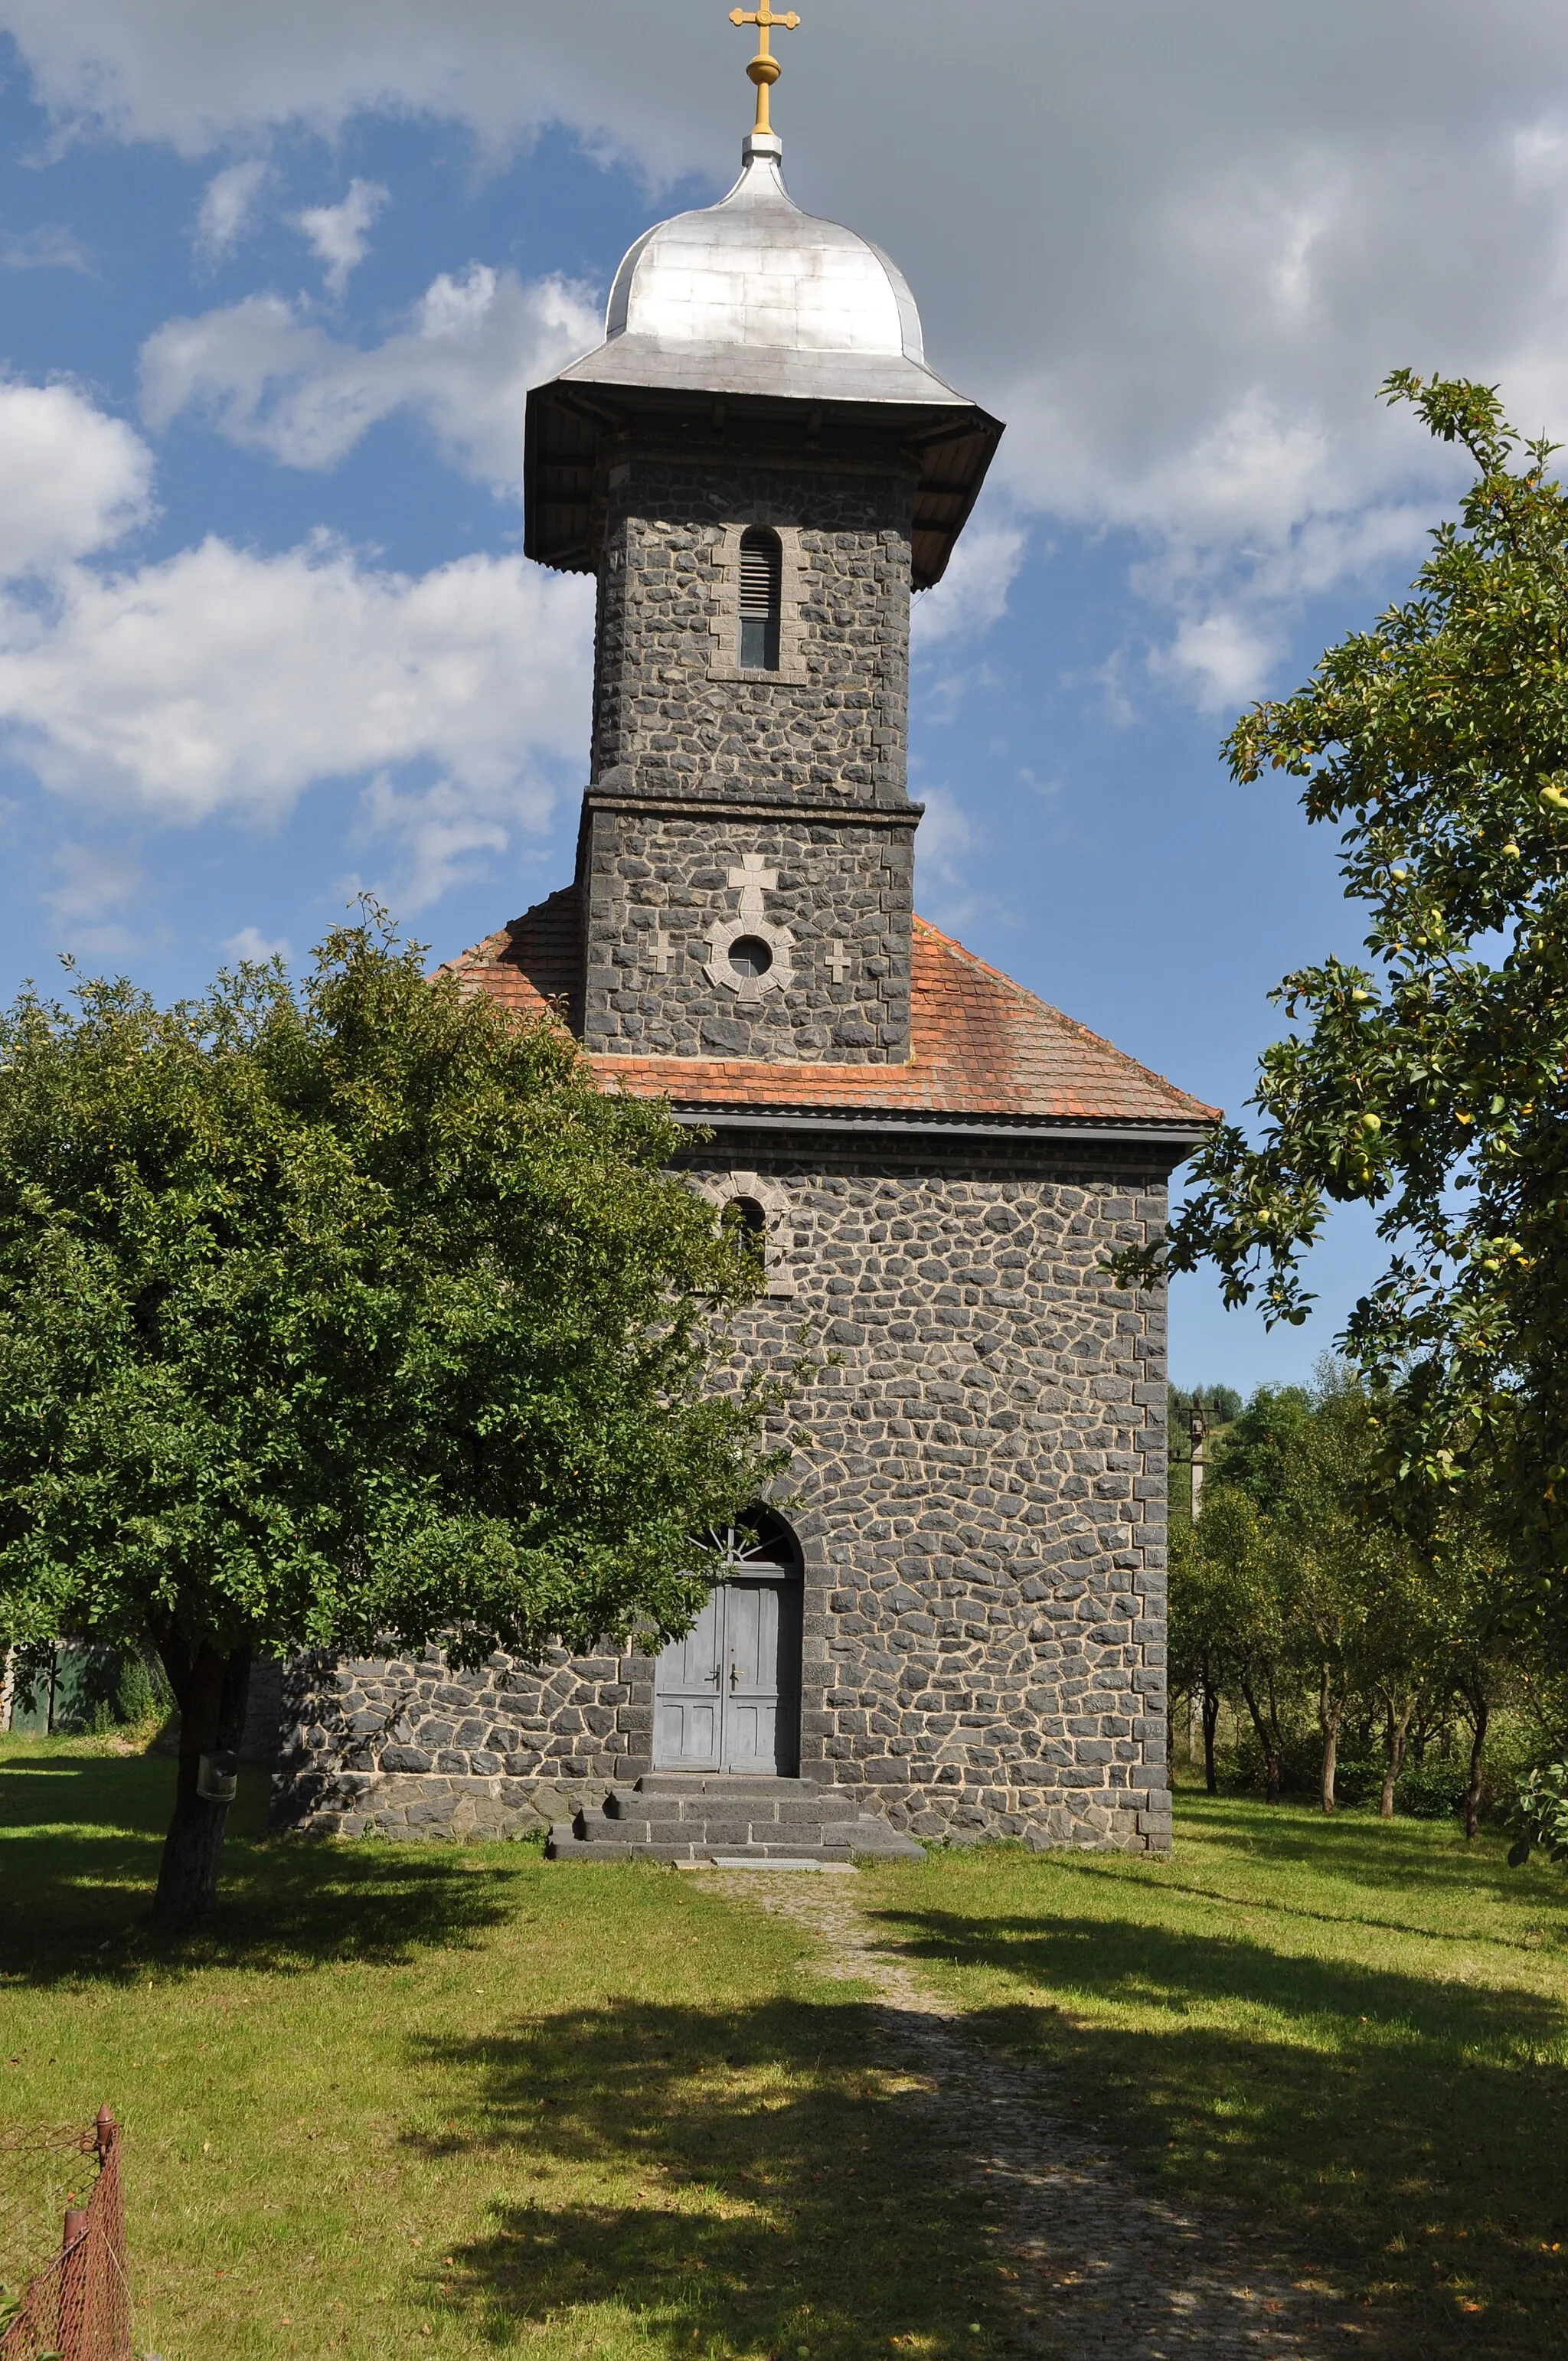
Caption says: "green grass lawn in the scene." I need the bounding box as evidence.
[0,1735,1004,2361]
[871,1795,1568,2358]
[2,1742,1566,2361]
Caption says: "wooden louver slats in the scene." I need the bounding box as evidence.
[739,531,782,619]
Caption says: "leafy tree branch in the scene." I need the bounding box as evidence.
[0,913,789,1927]
[1115,374,1568,1605]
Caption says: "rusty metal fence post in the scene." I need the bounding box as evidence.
[0,2108,130,2361]
[57,2208,89,2361]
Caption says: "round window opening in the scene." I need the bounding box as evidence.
[728,934,774,980]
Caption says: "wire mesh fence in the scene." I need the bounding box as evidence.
[0,2124,88,2314]
[0,2110,131,2361]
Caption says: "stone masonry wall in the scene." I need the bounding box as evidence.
[271,1645,633,1842]
[579,805,916,1061]
[590,458,914,807]
[271,1151,1172,1856]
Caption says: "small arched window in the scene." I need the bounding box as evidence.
[698,1169,795,1299]
[721,1193,769,1282]
[738,527,782,671]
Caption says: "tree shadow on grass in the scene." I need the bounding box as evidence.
[867,1899,1568,2360]
[1066,1856,1561,1958]
[1175,1798,1545,1916]
[412,1994,1014,2360]
[0,1747,515,1984]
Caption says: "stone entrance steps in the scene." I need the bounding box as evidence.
[547,1772,923,1863]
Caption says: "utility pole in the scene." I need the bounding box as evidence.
[1184,1397,1211,1771]
[1189,1398,1208,1523]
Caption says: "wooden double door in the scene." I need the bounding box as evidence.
[653,1521,802,1775]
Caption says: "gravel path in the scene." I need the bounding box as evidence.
[711,1867,1364,2360]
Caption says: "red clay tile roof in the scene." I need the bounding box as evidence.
[442,883,581,1017]
[443,891,1217,1130]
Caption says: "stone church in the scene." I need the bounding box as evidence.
[272,90,1214,1862]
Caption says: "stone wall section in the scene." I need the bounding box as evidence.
[579,806,916,1060]
[272,1154,1172,1856]
[590,459,913,806]
[746,1161,1171,1850]
[271,1647,634,1841]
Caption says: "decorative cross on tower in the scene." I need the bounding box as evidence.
[729,5,801,137]
[727,853,776,924]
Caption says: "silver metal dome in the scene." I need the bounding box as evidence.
[554,132,965,408]
[606,132,925,367]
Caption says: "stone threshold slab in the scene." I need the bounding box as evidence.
[691,1856,858,1873]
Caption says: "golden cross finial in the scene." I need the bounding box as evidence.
[729,5,801,139]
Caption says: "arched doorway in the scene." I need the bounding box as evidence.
[653,1510,802,1775]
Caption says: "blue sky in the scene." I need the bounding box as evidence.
[1,1,1564,1392]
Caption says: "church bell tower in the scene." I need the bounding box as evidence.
[524,38,1001,1065]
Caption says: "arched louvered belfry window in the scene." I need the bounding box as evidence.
[738,527,783,671]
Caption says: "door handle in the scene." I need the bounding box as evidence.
[729,1664,740,1691]
[710,1665,721,1687]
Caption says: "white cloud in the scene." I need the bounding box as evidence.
[139,265,600,488]
[1513,119,1568,198]
[913,785,974,886]
[0,377,594,905]
[1150,612,1282,714]
[0,380,152,577]
[46,838,142,920]
[912,513,1027,651]
[195,158,271,263]
[11,3,1568,699]
[351,769,531,913]
[294,177,387,296]
[0,531,590,829]
[0,0,700,168]
[42,840,147,958]
[907,783,1010,938]
[223,924,292,963]
[0,223,88,271]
